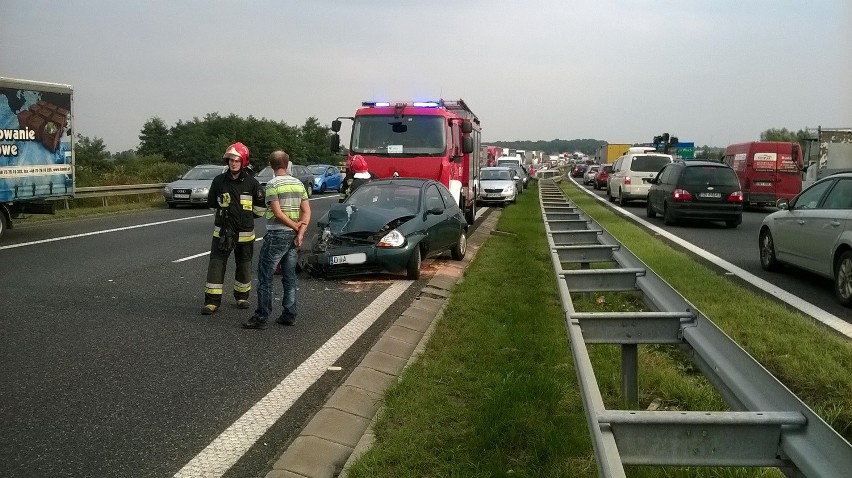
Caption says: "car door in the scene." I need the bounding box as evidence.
[798,178,852,276]
[422,183,455,252]
[773,178,835,272]
[649,164,674,214]
[609,157,624,194]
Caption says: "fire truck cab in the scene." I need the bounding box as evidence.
[331,99,481,224]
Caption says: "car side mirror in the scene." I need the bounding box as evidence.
[776,198,790,209]
[514,175,520,180]
[330,134,340,153]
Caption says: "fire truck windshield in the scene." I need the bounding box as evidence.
[351,115,446,156]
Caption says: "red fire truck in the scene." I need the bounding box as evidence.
[330,99,482,224]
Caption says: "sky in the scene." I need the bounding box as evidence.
[2,0,850,153]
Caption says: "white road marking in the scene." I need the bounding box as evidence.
[0,214,211,251]
[174,279,414,478]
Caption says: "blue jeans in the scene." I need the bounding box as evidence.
[254,229,298,323]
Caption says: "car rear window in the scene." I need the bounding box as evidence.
[630,155,672,172]
[682,166,740,187]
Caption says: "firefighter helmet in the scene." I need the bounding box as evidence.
[223,142,250,169]
[351,155,368,174]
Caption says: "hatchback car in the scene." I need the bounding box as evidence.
[594,164,612,190]
[300,178,468,279]
[477,167,517,206]
[758,172,852,306]
[309,164,343,193]
[256,164,314,198]
[583,165,600,185]
[164,164,225,208]
[570,163,587,178]
[608,152,674,205]
[508,164,529,192]
[646,160,743,227]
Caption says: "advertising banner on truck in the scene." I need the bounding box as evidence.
[0,82,74,202]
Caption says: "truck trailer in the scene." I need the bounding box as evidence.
[330,99,481,224]
[802,127,852,189]
[598,143,631,165]
[0,77,74,239]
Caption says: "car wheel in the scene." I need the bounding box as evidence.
[759,229,780,271]
[0,211,7,239]
[646,200,656,218]
[617,189,627,207]
[451,230,467,260]
[607,187,614,202]
[406,246,421,280]
[464,199,476,225]
[834,251,852,306]
[306,185,313,198]
[663,203,676,225]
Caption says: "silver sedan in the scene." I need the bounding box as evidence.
[758,172,852,306]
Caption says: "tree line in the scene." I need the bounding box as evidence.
[74,113,339,187]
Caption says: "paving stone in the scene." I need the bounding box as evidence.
[372,335,417,359]
[272,436,352,478]
[384,324,423,345]
[359,350,408,377]
[343,366,397,394]
[394,313,433,333]
[399,306,437,323]
[301,408,371,448]
[421,286,451,298]
[324,385,383,419]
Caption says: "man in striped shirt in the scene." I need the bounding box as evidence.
[243,150,311,330]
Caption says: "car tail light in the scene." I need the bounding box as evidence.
[727,191,744,203]
[672,189,692,201]
[623,176,631,185]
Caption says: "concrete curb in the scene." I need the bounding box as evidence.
[265,210,502,478]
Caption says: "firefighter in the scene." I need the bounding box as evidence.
[202,142,266,315]
[338,155,374,202]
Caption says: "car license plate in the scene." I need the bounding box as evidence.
[699,192,721,198]
[329,252,366,265]
[174,193,190,199]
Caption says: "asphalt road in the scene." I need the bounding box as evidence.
[0,193,488,478]
[573,176,851,320]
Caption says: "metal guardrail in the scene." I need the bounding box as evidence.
[72,183,166,206]
[538,179,852,477]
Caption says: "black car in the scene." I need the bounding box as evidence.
[256,164,314,198]
[646,160,744,228]
[300,178,467,279]
[570,163,587,178]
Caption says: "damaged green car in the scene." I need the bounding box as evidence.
[300,178,468,279]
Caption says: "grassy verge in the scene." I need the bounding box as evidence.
[346,181,852,477]
[13,195,166,224]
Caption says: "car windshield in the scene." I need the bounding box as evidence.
[182,167,221,180]
[347,183,421,214]
[682,166,740,187]
[481,169,512,180]
[309,165,328,175]
[256,166,273,180]
[351,115,446,155]
[631,155,671,172]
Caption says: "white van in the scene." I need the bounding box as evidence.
[607,152,673,205]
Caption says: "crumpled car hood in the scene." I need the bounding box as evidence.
[323,204,414,237]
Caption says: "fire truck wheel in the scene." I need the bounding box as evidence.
[0,210,6,239]
[464,200,476,225]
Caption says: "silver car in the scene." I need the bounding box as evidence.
[164,164,225,208]
[477,167,517,206]
[759,172,852,306]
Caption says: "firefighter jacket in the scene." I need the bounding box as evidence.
[207,169,266,243]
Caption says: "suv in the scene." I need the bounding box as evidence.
[646,160,743,228]
[607,152,673,205]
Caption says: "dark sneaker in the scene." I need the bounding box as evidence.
[236,300,250,309]
[242,317,267,330]
[202,304,219,315]
[275,316,296,326]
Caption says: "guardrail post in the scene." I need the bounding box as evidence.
[621,344,639,408]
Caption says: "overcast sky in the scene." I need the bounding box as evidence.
[2,1,850,153]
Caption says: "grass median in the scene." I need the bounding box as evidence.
[346,180,852,477]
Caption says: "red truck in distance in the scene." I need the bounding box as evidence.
[330,99,481,224]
